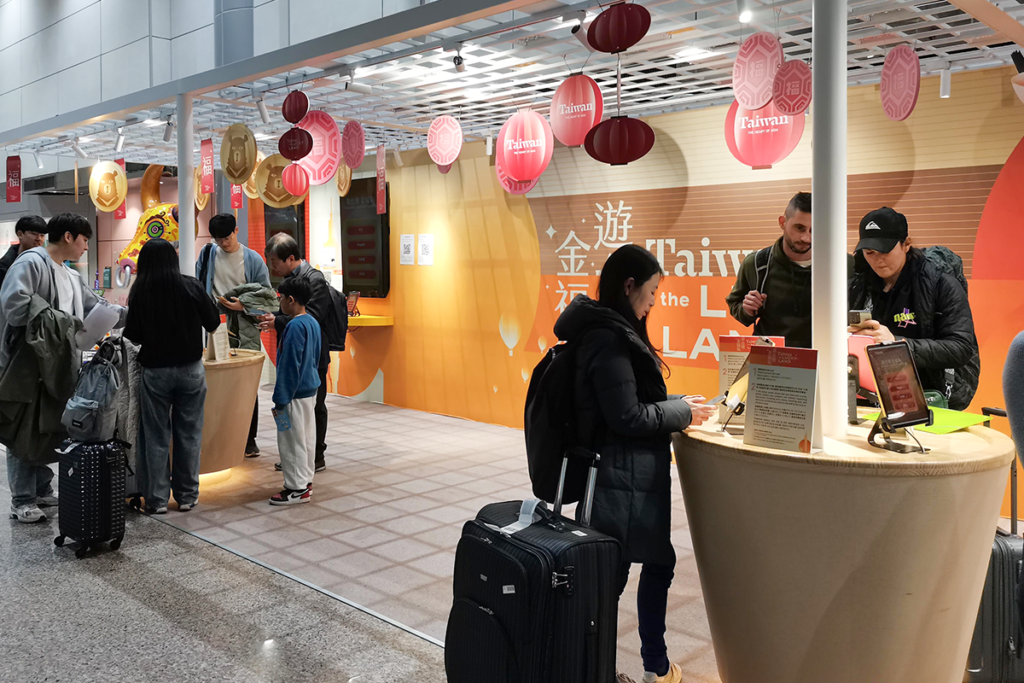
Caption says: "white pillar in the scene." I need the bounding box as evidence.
[812,0,848,438]
[177,94,195,275]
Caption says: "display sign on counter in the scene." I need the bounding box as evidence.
[418,234,434,266]
[743,346,818,454]
[400,234,415,265]
[718,335,785,423]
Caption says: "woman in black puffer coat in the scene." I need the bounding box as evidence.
[553,245,716,683]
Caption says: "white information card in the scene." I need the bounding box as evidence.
[743,346,819,454]
[400,234,415,266]
[418,234,434,266]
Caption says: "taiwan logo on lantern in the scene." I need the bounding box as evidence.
[550,74,603,147]
[496,110,553,182]
[724,99,804,169]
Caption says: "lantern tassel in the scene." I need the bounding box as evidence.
[616,55,622,116]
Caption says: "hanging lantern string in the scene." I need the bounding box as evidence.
[616,53,622,117]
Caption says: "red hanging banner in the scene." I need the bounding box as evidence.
[114,157,127,218]
[230,183,243,209]
[6,156,21,203]
[376,144,386,215]
[200,138,214,194]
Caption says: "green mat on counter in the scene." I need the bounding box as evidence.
[862,408,991,435]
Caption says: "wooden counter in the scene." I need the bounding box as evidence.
[199,349,264,475]
[673,416,1014,683]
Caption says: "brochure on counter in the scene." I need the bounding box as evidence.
[743,345,820,454]
[718,335,785,423]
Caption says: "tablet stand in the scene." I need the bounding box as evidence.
[867,412,932,454]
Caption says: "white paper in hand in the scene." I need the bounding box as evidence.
[76,302,120,349]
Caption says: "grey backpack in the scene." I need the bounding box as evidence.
[62,339,122,443]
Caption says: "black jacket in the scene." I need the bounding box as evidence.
[124,275,221,368]
[0,245,19,289]
[848,248,980,410]
[273,261,331,373]
[555,297,692,565]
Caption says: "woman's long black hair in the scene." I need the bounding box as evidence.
[126,238,189,330]
[597,244,667,372]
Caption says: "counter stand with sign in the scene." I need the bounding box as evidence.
[198,349,265,482]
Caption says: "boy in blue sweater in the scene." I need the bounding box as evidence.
[269,278,322,505]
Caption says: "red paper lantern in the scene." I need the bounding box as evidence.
[279,127,313,161]
[587,2,651,54]
[584,116,655,166]
[724,99,805,169]
[732,32,784,110]
[427,115,463,166]
[437,163,452,174]
[495,110,553,182]
[550,74,603,147]
[297,110,341,185]
[282,163,309,196]
[880,45,920,122]
[282,91,310,124]
[342,120,365,170]
[772,60,813,116]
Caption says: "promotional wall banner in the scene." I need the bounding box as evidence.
[427,115,463,166]
[220,123,258,184]
[255,153,297,209]
[298,110,342,185]
[495,151,539,195]
[231,182,243,209]
[279,127,313,161]
[496,110,554,182]
[114,158,127,219]
[336,163,352,197]
[732,32,784,110]
[200,138,214,194]
[586,1,651,54]
[724,99,805,169]
[376,144,386,215]
[282,90,310,124]
[88,160,128,213]
[550,74,603,147]
[772,60,813,116]
[243,150,266,199]
[194,167,209,211]
[342,120,366,170]
[283,163,310,196]
[880,45,921,122]
[6,156,20,203]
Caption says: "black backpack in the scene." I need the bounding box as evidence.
[524,337,592,505]
[922,245,969,294]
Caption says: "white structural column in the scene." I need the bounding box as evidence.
[812,0,848,438]
[177,93,195,275]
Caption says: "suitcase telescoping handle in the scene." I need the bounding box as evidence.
[983,407,1016,536]
[553,447,601,527]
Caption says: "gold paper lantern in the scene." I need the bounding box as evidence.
[242,150,266,199]
[194,167,209,211]
[256,153,300,209]
[88,161,128,213]
[336,163,352,197]
[220,123,259,185]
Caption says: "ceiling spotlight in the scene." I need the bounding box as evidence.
[940,66,951,99]
[344,80,373,95]
[70,138,87,159]
[737,0,753,24]
[32,151,43,169]
[486,134,493,157]
[453,48,466,73]
[114,127,125,153]
[256,97,271,124]
[572,21,596,53]
[163,119,174,143]
[393,148,404,167]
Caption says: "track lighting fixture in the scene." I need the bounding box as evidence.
[70,138,87,159]
[344,80,373,95]
[453,47,466,73]
[486,134,493,156]
[940,66,951,99]
[572,18,595,52]
[32,151,43,169]
[737,0,753,24]
[114,127,125,153]
[393,148,404,167]
[163,119,174,143]
[256,97,271,124]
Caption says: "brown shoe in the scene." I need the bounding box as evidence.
[617,673,638,683]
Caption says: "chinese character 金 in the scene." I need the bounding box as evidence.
[555,230,591,276]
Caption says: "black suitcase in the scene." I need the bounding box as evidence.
[445,450,622,683]
[54,439,127,558]
[965,407,1024,682]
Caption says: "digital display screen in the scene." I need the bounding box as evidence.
[866,341,931,428]
[341,178,390,298]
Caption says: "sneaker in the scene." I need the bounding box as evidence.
[274,462,282,471]
[145,506,168,515]
[642,664,682,683]
[245,445,261,458]
[9,504,46,523]
[36,494,58,508]
[177,502,197,512]
[269,488,311,506]
[274,462,326,473]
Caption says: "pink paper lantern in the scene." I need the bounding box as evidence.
[342,120,365,170]
[495,152,538,195]
[724,99,805,169]
[772,60,812,116]
[296,110,341,185]
[437,163,452,174]
[584,116,655,166]
[279,127,313,161]
[282,91,310,124]
[880,45,920,121]
[427,115,463,166]
[495,110,554,182]
[732,32,784,110]
[282,163,309,197]
[550,74,604,147]
[586,2,651,54]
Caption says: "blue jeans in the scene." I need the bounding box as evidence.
[139,361,206,509]
[6,452,55,508]
[620,560,676,676]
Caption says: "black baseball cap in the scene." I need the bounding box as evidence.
[855,207,908,254]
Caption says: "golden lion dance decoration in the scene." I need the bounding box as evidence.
[115,165,179,288]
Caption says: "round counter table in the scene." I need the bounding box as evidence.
[199,349,265,477]
[672,416,1014,683]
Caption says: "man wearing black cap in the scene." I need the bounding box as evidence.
[848,207,980,410]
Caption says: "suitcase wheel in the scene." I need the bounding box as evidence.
[110,537,122,551]
[75,545,89,559]
[53,535,64,547]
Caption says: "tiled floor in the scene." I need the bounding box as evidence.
[163,388,722,682]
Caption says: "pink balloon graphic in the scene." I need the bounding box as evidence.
[495,110,553,182]
[427,116,463,166]
[772,60,812,116]
[880,45,920,122]
[342,120,366,170]
[724,99,804,169]
[550,74,603,147]
[295,110,341,185]
[732,32,784,110]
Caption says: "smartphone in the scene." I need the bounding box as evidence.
[848,310,872,327]
[866,341,931,429]
[245,308,268,318]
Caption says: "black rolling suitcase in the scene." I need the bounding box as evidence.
[445,450,622,683]
[965,407,1024,682]
[54,439,128,558]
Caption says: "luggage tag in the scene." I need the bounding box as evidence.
[272,407,292,432]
